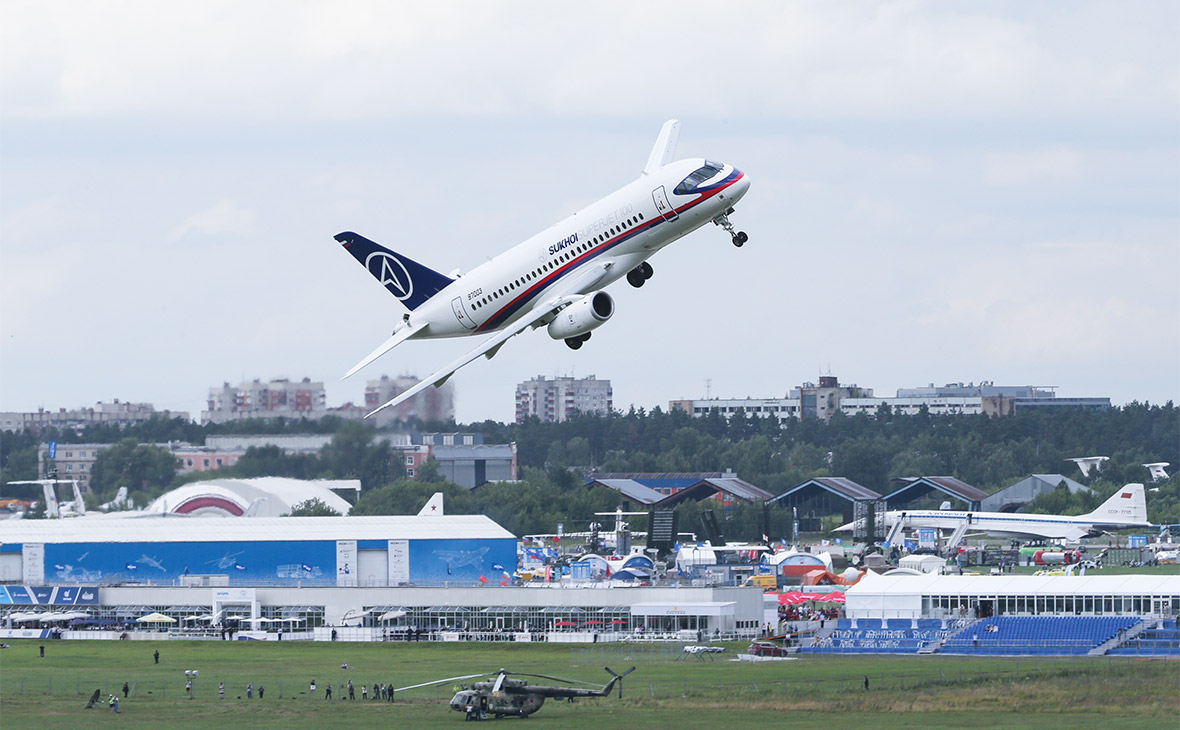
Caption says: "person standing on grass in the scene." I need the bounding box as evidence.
[310,679,316,697]
[219,682,225,699]
[247,683,253,699]
[863,675,869,691]
[154,649,159,664]
[348,679,355,700]
[258,684,264,700]
[325,683,333,700]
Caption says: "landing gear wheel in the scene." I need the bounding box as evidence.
[626,269,646,288]
[639,261,653,279]
[565,337,583,350]
[714,211,747,247]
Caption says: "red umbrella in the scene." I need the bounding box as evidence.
[777,591,807,605]
[608,619,628,625]
[818,592,845,603]
[554,620,577,627]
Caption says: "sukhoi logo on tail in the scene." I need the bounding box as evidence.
[366,251,414,301]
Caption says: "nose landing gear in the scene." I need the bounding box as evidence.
[713,209,748,247]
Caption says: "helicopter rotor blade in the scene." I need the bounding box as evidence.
[393,673,486,693]
[505,672,596,686]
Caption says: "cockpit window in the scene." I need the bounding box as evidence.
[674,161,725,195]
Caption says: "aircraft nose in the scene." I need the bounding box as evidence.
[730,169,750,200]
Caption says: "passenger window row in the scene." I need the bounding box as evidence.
[471,213,647,311]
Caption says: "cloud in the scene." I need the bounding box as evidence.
[168,200,256,241]
[985,146,1084,186]
[2,2,1175,125]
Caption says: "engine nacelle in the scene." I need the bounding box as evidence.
[547,291,615,340]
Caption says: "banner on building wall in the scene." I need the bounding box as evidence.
[21,544,44,586]
[388,539,409,585]
[336,540,357,587]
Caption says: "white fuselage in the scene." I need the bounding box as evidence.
[837,484,1150,544]
[405,159,749,339]
[873,510,1142,542]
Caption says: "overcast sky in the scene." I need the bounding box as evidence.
[2,1,1177,425]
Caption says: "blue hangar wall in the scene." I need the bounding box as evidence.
[36,538,517,587]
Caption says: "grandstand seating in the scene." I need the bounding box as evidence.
[809,616,1171,655]
[942,616,1141,655]
[1107,619,1180,657]
[803,619,952,654]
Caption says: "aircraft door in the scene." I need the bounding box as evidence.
[451,297,477,330]
[652,186,678,222]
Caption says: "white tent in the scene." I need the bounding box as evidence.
[899,554,946,574]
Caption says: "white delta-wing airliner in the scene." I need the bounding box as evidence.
[334,120,749,417]
[836,483,1151,544]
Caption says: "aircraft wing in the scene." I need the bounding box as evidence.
[364,290,588,418]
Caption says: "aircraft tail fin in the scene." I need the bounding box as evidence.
[1083,483,1148,525]
[335,231,454,311]
[417,492,444,516]
[642,119,680,175]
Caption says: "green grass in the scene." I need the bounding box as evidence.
[0,639,1175,729]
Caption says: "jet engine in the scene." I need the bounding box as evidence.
[547,291,614,340]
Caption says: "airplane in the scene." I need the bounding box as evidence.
[1066,456,1108,477]
[335,119,750,417]
[1143,462,1170,482]
[835,483,1151,545]
[432,546,490,572]
[393,666,635,719]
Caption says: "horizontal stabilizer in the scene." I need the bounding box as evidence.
[643,119,680,176]
[335,231,454,311]
[343,322,427,380]
[365,293,583,418]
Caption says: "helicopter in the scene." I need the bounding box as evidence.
[394,666,636,719]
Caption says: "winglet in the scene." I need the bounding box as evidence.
[642,119,680,176]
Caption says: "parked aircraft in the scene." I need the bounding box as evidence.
[335,119,750,417]
[394,667,635,719]
[835,483,1151,544]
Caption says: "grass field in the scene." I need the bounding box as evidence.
[1,639,1176,729]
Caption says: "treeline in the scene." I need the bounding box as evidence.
[1,402,1176,531]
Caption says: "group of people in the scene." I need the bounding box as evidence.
[778,604,840,622]
[213,681,264,699]
[310,678,397,701]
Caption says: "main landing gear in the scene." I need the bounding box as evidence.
[565,332,591,350]
[626,261,654,288]
[713,209,748,247]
